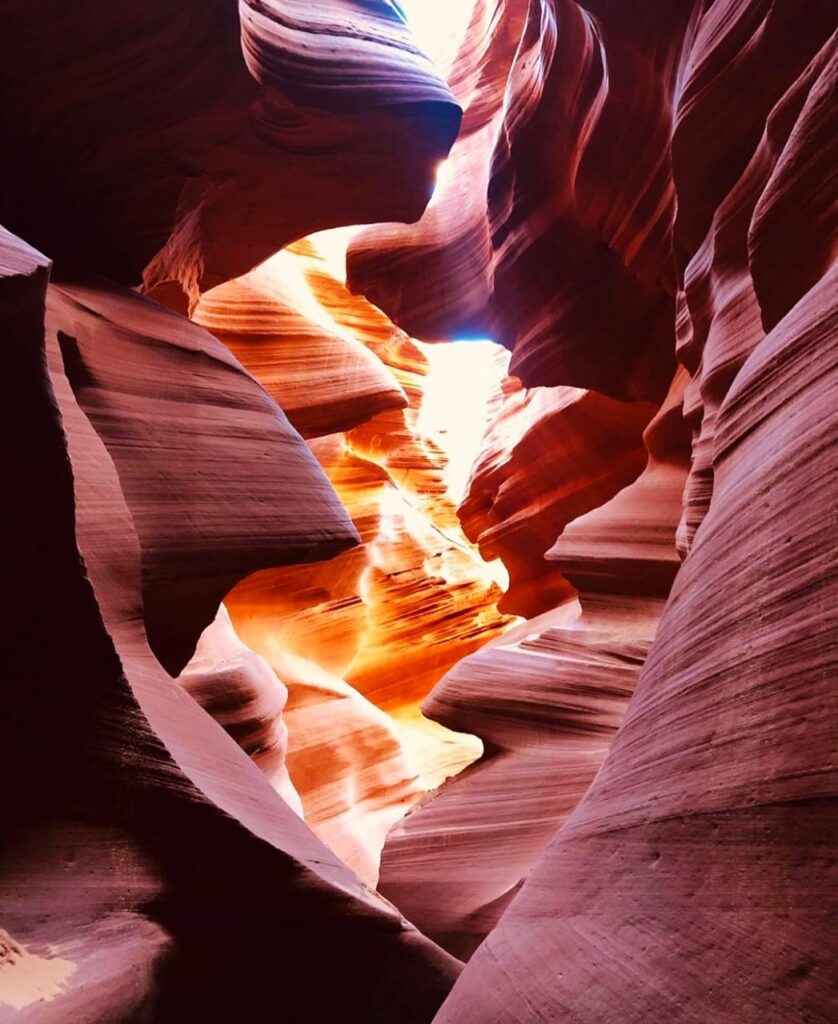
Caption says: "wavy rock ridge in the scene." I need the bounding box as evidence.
[378,367,692,958]
[346,1,837,1020]
[1,0,836,1021]
[197,234,513,884]
[0,3,467,1018]
[0,226,460,1022]
[1,0,459,304]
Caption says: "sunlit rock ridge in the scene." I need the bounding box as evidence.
[0,2,835,1023]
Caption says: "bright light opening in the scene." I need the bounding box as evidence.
[399,0,476,72]
[415,338,505,506]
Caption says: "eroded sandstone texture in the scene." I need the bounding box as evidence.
[378,368,692,958]
[347,0,836,1019]
[1,0,836,1021]
[0,226,461,1022]
[0,2,466,1018]
[200,235,511,884]
[0,0,459,305]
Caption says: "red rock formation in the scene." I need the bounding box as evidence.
[2,0,836,1019]
[348,0,698,401]
[216,236,510,880]
[348,0,529,341]
[431,3,838,1020]
[193,251,408,437]
[548,369,691,597]
[0,1,460,305]
[47,274,357,675]
[251,643,426,886]
[378,369,691,957]
[0,226,461,1021]
[437,270,838,1023]
[459,377,656,616]
[673,0,838,554]
[177,605,303,816]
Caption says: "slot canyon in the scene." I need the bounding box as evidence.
[0,1,835,1021]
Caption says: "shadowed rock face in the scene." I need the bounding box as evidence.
[0,0,460,305]
[458,378,657,617]
[0,225,461,1023]
[377,369,692,958]
[419,2,838,1020]
[47,273,358,676]
[209,236,510,884]
[348,0,697,401]
[0,8,467,1016]
[1,0,836,1020]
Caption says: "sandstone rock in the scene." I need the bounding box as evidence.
[223,239,510,880]
[193,255,407,438]
[0,226,460,1023]
[348,0,698,402]
[379,370,691,957]
[47,274,357,675]
[1,0,460,306]
[177,605,303,815]
[459,377,656,617]
[436,263,838,1024]
[432,3,838,1018]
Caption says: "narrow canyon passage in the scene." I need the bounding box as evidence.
[1,1,835,1023]
[179,224,667,934]
[188,228,515,885]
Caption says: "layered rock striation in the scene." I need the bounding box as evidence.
[348,0,699,401]
[378,368,691,958]
[48,273,358,676]
[419,2,838,1020]
[458,377,656,617]
[0,0,460,306]
[0,226,461,1022]
[208,236,512,882]
[1,0,836,1021]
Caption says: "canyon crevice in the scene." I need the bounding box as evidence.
[1,2,835,1022]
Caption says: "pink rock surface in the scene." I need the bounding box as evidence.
[2,0,836,1018]
[47,275,358,675]
[348,0,698,402]
[436,262,838,1024]
[378,369,691,958]
[459,377,656,616]
[177,605,303,815]
[0,226,460,1022]
[1,1,460,306]
[431,3,838,1019]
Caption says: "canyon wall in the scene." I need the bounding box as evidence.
[346,0,837,1020]
[194,237,512,883]
[0,0,459,305]
[0,4,467,1019]
[0,226,465,1022]
[1,0,836,1021]
[378,368,691,958]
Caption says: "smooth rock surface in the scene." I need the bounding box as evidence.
[459,377,656,617]
[348,0,698,402]
[432,3,838,1017]
[47,275,357,675]
[1,1,460,305]
[380,369,691,958]
[0,226,461,1023]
